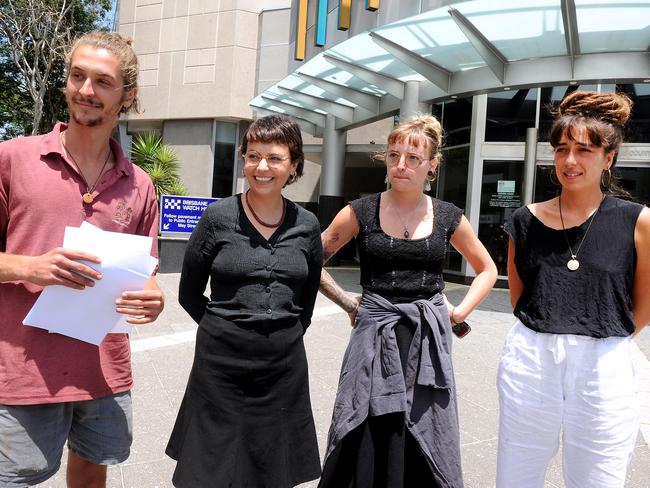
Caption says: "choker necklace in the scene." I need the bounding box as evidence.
[391,194,425,239]
[60,133,111,205]
[245,190,286,228]
[558,194,604,271]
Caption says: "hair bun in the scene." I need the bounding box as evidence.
[558,91,632,127]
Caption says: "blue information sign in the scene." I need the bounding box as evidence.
[160,195,218,233]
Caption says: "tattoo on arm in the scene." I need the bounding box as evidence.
[320,268,358,313]
[322,230,341,265]
[320,226,358,312]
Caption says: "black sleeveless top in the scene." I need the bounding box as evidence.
[350,193,463,303]
[504,196,644,338]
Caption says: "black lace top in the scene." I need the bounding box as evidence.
[504,196,644,338]
[350,193,463,303]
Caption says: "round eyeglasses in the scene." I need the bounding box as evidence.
[385,151,428,169]
[243,152,290,167]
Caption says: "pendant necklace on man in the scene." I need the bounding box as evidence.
[60,133,111,205]
[558,194,604,271]
[392,195,424,239]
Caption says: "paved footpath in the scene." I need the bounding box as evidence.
[36,269,650,488]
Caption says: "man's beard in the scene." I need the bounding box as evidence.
[68,95,122,127]
[70,110,103,127]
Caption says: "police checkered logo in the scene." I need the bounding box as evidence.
[164,198,182,210]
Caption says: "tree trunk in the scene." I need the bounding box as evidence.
[31,97,43,135]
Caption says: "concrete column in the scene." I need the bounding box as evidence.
[117,122,132,159]
[318,114,347,225]
[399,81,430,121]
[462,94,488,277]
[522,127,538,205]
[318,114,348,264]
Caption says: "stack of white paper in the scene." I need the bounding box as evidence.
[23,222,158,345]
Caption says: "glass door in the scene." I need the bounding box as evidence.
[479,160,524,275]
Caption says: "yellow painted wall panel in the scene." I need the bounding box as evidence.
[295,0,308,61]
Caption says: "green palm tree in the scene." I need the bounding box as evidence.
[131,133,187,199]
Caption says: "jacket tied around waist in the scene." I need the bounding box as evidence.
[324,290,464,487]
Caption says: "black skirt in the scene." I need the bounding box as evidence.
[318,320,439,488]
[166,313,321,488]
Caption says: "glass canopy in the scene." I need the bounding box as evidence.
[250,0,650,133]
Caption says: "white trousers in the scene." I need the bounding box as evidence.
[496,321,639,488]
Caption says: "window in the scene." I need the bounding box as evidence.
[439,145,469,272]
[212,122,238,198]
[441,98,473,147]
[617,84,650,143]
[485,89,537,142]
[615,167,650,205]
[534,164,559,203]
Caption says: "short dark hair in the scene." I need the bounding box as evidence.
[240,115,304,184]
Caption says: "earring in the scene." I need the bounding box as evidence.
[424,170,435,192]
[288,172,297,184]
[600,168,612,190]
[384,174,389,185]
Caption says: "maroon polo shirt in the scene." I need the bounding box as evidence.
[0,122,159,405]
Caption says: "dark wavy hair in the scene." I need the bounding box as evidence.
[240,114,304,184]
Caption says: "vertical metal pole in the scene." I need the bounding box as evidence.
[522,127,538,205]
[462,94,487,277]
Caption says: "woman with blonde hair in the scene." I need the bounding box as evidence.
[317,114,497,487]
[497,91,650,487]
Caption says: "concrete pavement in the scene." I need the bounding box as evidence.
[35,269,650,487]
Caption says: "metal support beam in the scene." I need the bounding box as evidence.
[323,53,405,98]
[523,127,538,205]
[260,96,327,127]
[462,94,488,277]
[250,104,321,137]
[369,31,451,92]
[448,7,507,83]
[560,0,580,77]
[276,87,356,122]
[296,72,381,113]
[257,50,649,133]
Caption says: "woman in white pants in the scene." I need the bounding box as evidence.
[497,90,650,488]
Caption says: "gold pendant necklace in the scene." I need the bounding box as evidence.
[60,133,111,205]
[558,194,605,272]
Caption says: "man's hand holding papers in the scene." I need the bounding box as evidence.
[23,222,161,345]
